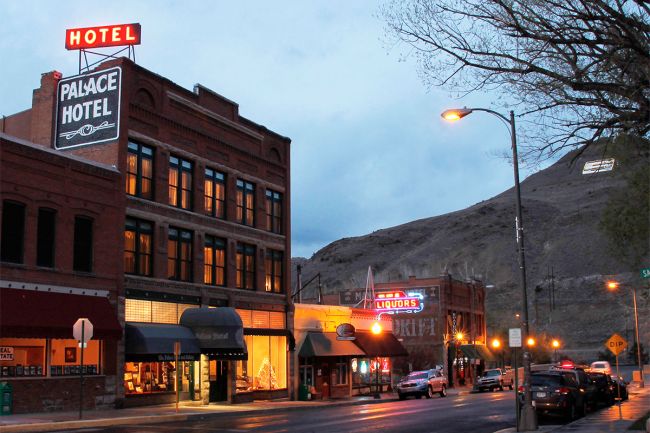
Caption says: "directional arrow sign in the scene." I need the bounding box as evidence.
[605,333,627,356]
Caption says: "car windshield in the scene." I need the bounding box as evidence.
[405,372,428,380]
[592,363,607,369]
[483,370,500,377]
[531,374,562,387]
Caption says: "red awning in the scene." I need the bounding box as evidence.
[0,288,122,339]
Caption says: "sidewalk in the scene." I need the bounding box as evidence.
[0,387,473,433]
[495,382,650,433]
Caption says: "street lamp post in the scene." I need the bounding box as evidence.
[551,339,560,363]
[607,281,645,388]
[442,107,537,431]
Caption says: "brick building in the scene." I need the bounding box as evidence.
[330,273,489,386]
[0,132,123,413]
[1,57,292,410]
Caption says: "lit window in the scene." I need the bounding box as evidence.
[168,227,193,281]
[264,249,284,293]
[236,179,255,226]
[265,189,283,234]
[204,235,226,286]
[236,242,256,289]
[124,218,153,276]
[204,168,226,219]
[169,156,193,210]
[126,141,154,199]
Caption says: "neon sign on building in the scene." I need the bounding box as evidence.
[375,291,424,314]
[65,23,141,50]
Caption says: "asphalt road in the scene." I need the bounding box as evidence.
[60,391,545,433]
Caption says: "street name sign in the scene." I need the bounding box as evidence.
[509,328,522,348]
[605,333,627,356]
[641,267,650,279]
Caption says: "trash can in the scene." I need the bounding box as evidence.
[298,384,310,401]
[0,382,12,415]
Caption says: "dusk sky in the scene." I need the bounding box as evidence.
[1,1,547,258]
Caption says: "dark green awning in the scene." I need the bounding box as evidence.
[125,322,200,362]
[299,332,366,358]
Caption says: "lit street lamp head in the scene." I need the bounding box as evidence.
[441,108,473,121]
[607,280,619,290]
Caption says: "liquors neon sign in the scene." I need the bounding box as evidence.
[375,291,424,314]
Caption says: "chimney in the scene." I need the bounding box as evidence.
[30,71,62,147]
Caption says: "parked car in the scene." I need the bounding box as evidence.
[475,368,514,392]
[396,369,448,400]
[550,362,598,412]
[610,375,629,400]
[587,372,616,407]
[590,361,612,375]
[519,371,587,420]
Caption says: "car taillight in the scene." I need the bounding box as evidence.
[517,386,525,393]
[554,387,570,395]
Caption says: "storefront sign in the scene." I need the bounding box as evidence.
[336,323,356,340]
[55,67,121,150]
[66,23,141,50]
[375,291,424,314]
[0,347,14,361]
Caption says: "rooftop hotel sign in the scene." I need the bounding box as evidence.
[54,67,122,149]
[65,23,141,50]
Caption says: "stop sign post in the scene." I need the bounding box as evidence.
[73,318,93,420]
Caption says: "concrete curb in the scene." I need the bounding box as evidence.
[0,414,190,433]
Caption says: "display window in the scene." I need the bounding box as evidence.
[0,338,45,377]
[50,339,101,376]
[236,335,286,392]
[0,338,102,377]
[124,361,195,394]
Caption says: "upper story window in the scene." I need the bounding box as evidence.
[124,218,153,276]
[204,235,226,286]
[168,227,192,282]
[73,216,93,273]
[265,189,283,234]
[204,168,226,219]
[36,208,56,268]
[1,200,25,264]
[236,179,255,226]
[264,249,284,293]
[126,141,154,200]
[169,156,193,210]
[236,242,256,290]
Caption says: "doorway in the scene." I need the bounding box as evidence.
[209,360,229,402]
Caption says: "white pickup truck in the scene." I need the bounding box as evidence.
[475,368,514,392]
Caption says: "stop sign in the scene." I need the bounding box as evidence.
[73,318,94,343]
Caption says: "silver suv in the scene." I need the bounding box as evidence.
[396,369,448,400]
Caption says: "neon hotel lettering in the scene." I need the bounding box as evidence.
[66,24,140,50]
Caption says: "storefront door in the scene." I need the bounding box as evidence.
[209,360,228,402]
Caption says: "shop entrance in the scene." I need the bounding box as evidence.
[209,360,228,402]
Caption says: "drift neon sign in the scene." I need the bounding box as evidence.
[65,23,141,50]
[375,291,424,314]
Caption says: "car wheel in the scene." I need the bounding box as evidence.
[398,393,405,400]
[499,381,504,391]
[579,401,588,417]
[416,394,422,399]
[426,386,434,399]
[439,385,447,398]
[508,382,514,390]
[565,403,577,421]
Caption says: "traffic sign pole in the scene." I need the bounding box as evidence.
[79,321,84,420]
[615,353,622,420]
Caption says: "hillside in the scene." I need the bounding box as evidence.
[293,140,649,360]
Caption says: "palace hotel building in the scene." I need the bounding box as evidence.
[1,57,292,412]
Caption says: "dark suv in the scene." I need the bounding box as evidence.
[520,371,587,420]
[550,364,597,412]
[587,372,615,407]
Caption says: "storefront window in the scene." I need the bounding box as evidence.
[124,361,195,394]
[0,338,102,378]
[0,338,45,377]
[50,339,101,376]
[125,299,197,324]
[236,335,286,392]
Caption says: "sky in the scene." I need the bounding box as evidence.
[1,1,541,258]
